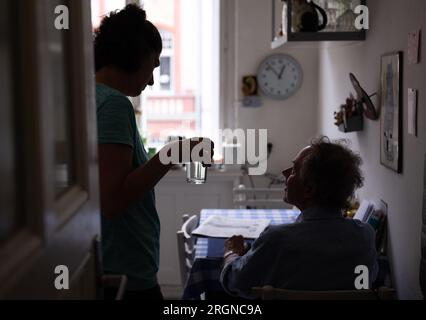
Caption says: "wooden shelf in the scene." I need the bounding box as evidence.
[271,0,367,47]
[271,36,287,49]
[288,31,365,42]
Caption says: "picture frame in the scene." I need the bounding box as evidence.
[380,52,402,173]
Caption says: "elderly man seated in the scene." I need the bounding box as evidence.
[220,137,378,299]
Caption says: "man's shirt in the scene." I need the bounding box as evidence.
[220,206,378,299]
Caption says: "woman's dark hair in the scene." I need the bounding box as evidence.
[299,136,364,209]
[94,4,162,72]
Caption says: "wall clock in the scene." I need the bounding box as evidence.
[257,53,303,100]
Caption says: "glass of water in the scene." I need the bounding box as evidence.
[186,161,207,184]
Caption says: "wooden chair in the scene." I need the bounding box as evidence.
[252,285,396,300]
[177,214,199,287]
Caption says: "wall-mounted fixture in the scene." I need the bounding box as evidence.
[241,75,262,107]
[271,0,367,49]
[257,53,303,100]
[349,72,378,120]
[333,73,378,133]
[334,93,364,133]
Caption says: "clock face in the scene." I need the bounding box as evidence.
[257,54,303,100]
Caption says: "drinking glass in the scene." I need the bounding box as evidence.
[186,161,207,184]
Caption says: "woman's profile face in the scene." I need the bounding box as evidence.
[128,51,161,96]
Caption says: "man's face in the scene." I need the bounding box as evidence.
[282,146,313,210]
[128,51,160,96]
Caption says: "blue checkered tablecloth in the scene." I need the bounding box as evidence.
[195,208,300,258]
[182,208,300,300]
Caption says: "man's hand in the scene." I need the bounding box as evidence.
[224,235,250,256]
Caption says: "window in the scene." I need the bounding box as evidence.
[140,0,220,155]
[149,29,173,93]
[159,56,171,91]
[91,0,126,29]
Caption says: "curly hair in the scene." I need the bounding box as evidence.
[299,137,364,209]
[94,4,162,72]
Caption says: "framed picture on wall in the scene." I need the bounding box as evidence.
[380,52,402,173]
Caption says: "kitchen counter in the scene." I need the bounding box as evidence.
[163,164,242,181]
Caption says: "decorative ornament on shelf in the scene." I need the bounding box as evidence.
[292,0,328,33]
[334,93,363,133]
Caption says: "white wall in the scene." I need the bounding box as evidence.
[232,0,319,177]
[318,0,426,299]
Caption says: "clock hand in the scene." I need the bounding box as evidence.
[266,63,280,78]
[278,65,286,79]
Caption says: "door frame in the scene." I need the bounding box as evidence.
[0,0,101,299]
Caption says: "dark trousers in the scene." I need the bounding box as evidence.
[104,284,164,300]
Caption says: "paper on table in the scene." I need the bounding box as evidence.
[192,215,270,239]
[353,200,374,222]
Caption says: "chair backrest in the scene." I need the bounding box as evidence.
[177,214,199,287]
[252,285,396,300]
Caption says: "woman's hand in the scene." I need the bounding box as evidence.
[160,137,214,165]
[189,137,214,167]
